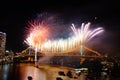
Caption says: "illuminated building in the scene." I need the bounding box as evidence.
[0,32,6,56]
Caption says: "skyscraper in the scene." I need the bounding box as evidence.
[0,32,6,56]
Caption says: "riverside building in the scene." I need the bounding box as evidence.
[0,32,6,57]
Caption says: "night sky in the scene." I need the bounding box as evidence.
[0,0,120,56]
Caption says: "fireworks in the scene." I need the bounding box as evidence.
[25,21,49,50]
[25,21,50,62]
[71,22,104,55]
[71,22,104,43]
[25,21,104,56]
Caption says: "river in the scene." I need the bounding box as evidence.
[0,63,76,80]
[0,63,119,80]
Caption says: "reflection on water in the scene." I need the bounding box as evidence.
[0,63,76,80]
[0,64,13,80]
[0,64,10,80]
[0,63,46,80]
[3,64,9,80]
[17,64,46,80]
[0,63,118,80]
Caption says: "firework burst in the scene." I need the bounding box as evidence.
[25,20,50,63]
[25,21,49,49]
[71,22,104,55]
[71,22,104,43]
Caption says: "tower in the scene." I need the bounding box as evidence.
[0,32,6,56]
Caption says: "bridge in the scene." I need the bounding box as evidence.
[13,44,104,64]
[19,44,103,58]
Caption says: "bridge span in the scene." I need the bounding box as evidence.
[19,45,103,58]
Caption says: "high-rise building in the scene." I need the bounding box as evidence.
[0,32,6,56]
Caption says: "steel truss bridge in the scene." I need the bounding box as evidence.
[19,45,103,58]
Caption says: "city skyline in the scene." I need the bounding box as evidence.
[0,0,120,56]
